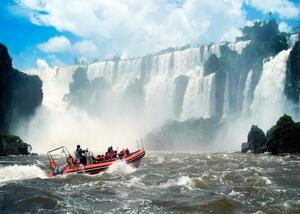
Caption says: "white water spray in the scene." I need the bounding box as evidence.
[0,165,46,183]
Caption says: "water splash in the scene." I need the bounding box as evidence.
[160,175,208,190]
[0,165,47,183]
[106,160,136,174]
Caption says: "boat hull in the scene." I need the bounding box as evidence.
[48,149,145,177]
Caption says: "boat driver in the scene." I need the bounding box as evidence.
[75,145,87,165]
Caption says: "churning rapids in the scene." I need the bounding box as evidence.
[0,152,299,213]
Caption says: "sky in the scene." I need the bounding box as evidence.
[0,0,299,70]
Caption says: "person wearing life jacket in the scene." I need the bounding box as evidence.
[118,149,125,158]
[107,146,113,154]
[125,148,130,156]
[75,145,86,165]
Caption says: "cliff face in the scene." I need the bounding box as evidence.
[144,117,220,151]
[0,43,43,133]
[285,41,300,104]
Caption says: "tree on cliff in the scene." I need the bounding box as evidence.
[247,125,267,154]
[266,114,300,154]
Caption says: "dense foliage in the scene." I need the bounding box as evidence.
[0,133,31,156]
[266,114,300,154]
[247,125,267,154]
[243,115,300,155]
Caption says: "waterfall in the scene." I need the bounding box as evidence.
[21,40,255,152]
[29,65,78,112]
[223,72,230,117]
[242,70,253,114]
[251,49,291,130]
[87,61,115,84]
[228,41,250,54]
[181,71,215,120]
[289,34,299,48]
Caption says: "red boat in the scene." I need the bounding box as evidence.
[47,146,145,177]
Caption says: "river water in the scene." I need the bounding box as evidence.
[0,152,299,213]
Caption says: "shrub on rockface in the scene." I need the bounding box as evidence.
[247,125,267,154]
[266,114,300,154]
[0,134,31,156]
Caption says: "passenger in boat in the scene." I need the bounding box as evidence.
[125,148,130,156]
[107,146,113,154]
[96,154,105,162]
[54,163,67,175]
[75,145,87,165]
[118,149,125,158]
[112,151,117,159]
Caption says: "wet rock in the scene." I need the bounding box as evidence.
[144,117,220,151]
[285,40,300,104]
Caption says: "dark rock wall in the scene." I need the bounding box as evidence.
[0,43,43,133]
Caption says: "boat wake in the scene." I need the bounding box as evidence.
[0,164,47,183]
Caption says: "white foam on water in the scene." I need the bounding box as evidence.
[228,190,244,197]
[106,160,136,174]
[160,175,208,190]
[155,157,165,164]
[0,164,47,183]
[261,176,272,185]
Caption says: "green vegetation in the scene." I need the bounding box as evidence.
[266,114,300,154]
[247,125,267,154]
[243,114,300,155]
[0,133,31,156]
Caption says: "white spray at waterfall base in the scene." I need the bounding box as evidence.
[0,165,47,183]
[17,40,299,153]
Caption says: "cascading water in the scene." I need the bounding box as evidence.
[181,71,216,120]
[223,72,230,117]
[18,36,300,152]
[242,70,253,114]
[250,49,292,130]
